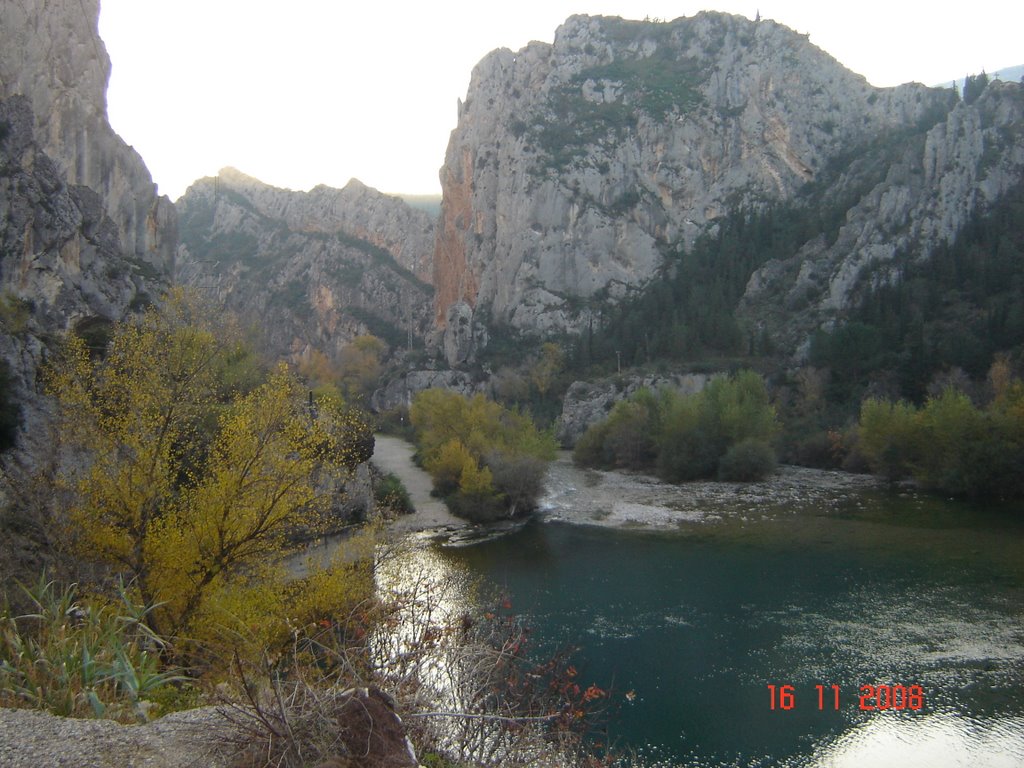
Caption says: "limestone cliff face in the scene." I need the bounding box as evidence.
[433,12,958,361]
[738,80,1024,356]
[0,95,166,408]
[0,0,176,274]
[176,169,434,363]
[0,0,174,427]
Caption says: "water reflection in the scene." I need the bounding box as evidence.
[430,508,1024,767]
[805,714,1024,768]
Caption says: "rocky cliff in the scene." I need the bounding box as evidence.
[0,95,165,405]
[431,12,985,363]
[0,0,174,433]
[176,169,435,363]
[737,79,1024,356]
[0,0,176,275]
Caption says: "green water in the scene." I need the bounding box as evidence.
[432,490,1024,767]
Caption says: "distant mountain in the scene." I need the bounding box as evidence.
[176,169,435,363]
[936,64,1024,90]
[396,194,443,217]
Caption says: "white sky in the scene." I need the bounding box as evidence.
[98,1,1023,202]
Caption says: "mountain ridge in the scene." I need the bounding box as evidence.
[175,168,435,365]
[428,11,1022,368]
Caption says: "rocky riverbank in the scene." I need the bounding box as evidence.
[540,452,884,529]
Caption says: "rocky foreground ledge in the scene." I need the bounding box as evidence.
[0,706,230,768]
[0,685,424,767]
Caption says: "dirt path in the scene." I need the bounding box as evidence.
[371,434,467,533]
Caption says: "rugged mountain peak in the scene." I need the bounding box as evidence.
[431,12,956,362]
[176,171,435,364]
[188,168,435,283]
[0,0,176,274]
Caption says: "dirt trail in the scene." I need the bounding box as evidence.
[371,434,467,533]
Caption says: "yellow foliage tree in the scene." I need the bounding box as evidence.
[46,290,374,651]
[410,389,556,521]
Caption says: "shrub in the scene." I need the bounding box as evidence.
[858,397,922,480]
[572,421,612,468]
[374,473,413,515]
[576,371,779,484]
[857,380,1024,498]
[410,391,556,520]
[485,452,549,516]
[717,438,777,481]
[602,394,660,470]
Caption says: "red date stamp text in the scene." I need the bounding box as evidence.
[767,684,925,711]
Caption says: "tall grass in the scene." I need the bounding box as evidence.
[0,574,187,721]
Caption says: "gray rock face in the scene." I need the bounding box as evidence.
[432,12,955,351]
[0,0,176,275]
[0,95,166,409]
[197,168,435,283]
[0,1,174,440]
[371,369,482,413]
[176,169,435,363]
[737,80,1024,356]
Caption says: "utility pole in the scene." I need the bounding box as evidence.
[615,350,621,374]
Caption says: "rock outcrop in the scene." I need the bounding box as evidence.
[0,0,176,275]
[0,0,174,433]
[0,94,167,412]
[176,169,435,363]
[431,12,983,362]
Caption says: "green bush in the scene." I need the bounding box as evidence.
[574,371,780,484]
[717,438,777,481]
[572,421,613,468]
[857,380,1024,498]
[374,473,413,515]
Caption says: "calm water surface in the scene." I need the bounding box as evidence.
[416,477,1024,767]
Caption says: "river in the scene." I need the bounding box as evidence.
[394,455,1024,767]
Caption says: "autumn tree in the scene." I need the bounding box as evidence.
[339,334,386,405]
[45,290,374,652]
[410,390,556,522]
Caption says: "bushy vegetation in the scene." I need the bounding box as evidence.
[0,576,186,721]
[574,370,778,482]
[858,361,1024,498]
[410,390,557,522]
[374,472,414,515]
[28,289,376,661]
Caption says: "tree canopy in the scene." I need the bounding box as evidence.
[45,289,374,653]
[410,390,557,522]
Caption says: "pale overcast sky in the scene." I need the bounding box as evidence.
[97,1,1022,201]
